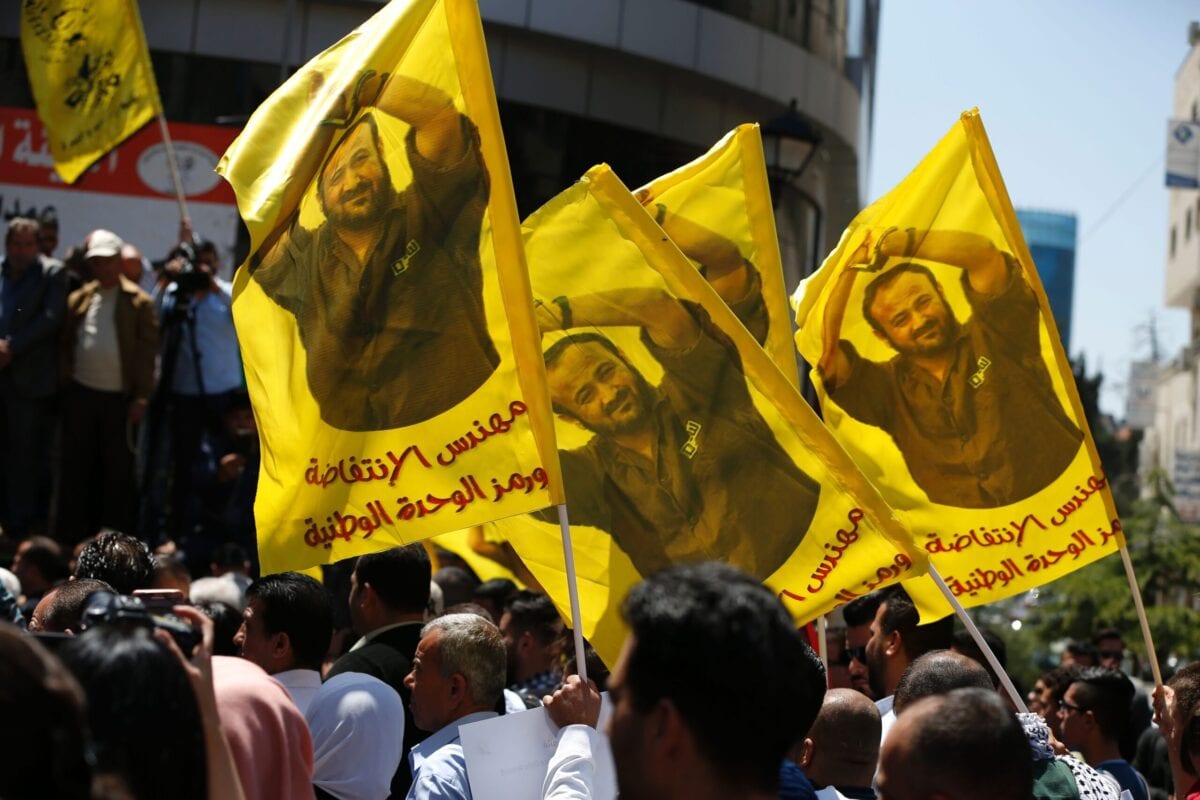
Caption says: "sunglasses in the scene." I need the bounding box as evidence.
[839,646,868,666]
[1098,650,1123,660]
[1059,699,1089,715]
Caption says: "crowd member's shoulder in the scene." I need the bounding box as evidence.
[119,274,154,304]
[326,633,416,688]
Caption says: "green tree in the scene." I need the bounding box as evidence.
[1071,355,1141,512]
[1033,467,1200,677]
[1012,360,1200,680]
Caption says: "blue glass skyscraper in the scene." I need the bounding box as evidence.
[1016,209,1077,352]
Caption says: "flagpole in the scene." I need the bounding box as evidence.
[555,504,588,683]
[816,616,829,685]
[124,0,190,229]
[1118,543,1163,686]
[154,113,192,230]
[927,564,1027,713]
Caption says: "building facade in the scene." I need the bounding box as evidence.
[1141,22,1200,498]
[0,0,879,293]
[1016,208,1077,353]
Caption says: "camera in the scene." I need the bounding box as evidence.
[80,590,201,654]
[169,241,214,294]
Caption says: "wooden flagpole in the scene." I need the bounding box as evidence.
[154,113,192,230]
[1118,543,1163,686]
[928,565,1027,713]
[555,504,588,682]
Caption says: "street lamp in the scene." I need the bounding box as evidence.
[761,101,824,277]
[762,100,824,410]
[761,99,822,206]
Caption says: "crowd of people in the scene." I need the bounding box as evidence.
[1,524,1198,800]
[0,210,252,566]
[1,208,1196,800]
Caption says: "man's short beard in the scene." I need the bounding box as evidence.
[891,314,961,357]
[588,374,657,438]
[325,182,391,231]
[867,650,889,699]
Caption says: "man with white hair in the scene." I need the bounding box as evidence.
[404,612,506,800]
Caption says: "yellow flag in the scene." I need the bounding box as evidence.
[793,110,1120,620]
[217,0,562,575]
[636,125,800,385]
[496,164,925,665]
[432,528,528,589]
[20,0,160,184]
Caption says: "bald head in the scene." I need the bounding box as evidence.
[878,688,1031,800]
[120,243,144,283]
[893,649,993,714]
[799,688,880,789]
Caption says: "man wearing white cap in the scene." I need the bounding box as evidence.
[0,216,66,537]
[55,229,158,542]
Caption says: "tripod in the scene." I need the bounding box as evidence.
[139,285,209,542]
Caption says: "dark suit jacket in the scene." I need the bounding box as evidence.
[0,255,67,399]
[327,622,427,798]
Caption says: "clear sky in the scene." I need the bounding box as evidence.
[869,1,1197,416]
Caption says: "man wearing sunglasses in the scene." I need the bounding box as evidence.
[1058,667,1150,800]
[840,594,880,701]
[863,586,953,745]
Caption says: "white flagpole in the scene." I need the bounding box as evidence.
[817,615,829,684]
[927,564,1027,713]
[555,503,588,682]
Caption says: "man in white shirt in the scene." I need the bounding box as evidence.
[55,229,157,542]
[542,674,604,800]
[864,586,953,745]
[234,571,333,715]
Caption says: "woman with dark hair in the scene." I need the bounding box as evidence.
[60,622,208,800]
[0,623,92,799]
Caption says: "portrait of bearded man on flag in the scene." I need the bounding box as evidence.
[249,70,499,432]
[532,215,820,579]
[817,226,1083,509]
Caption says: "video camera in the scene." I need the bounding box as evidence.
[169,241,215,294]
[80,590,201,654]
